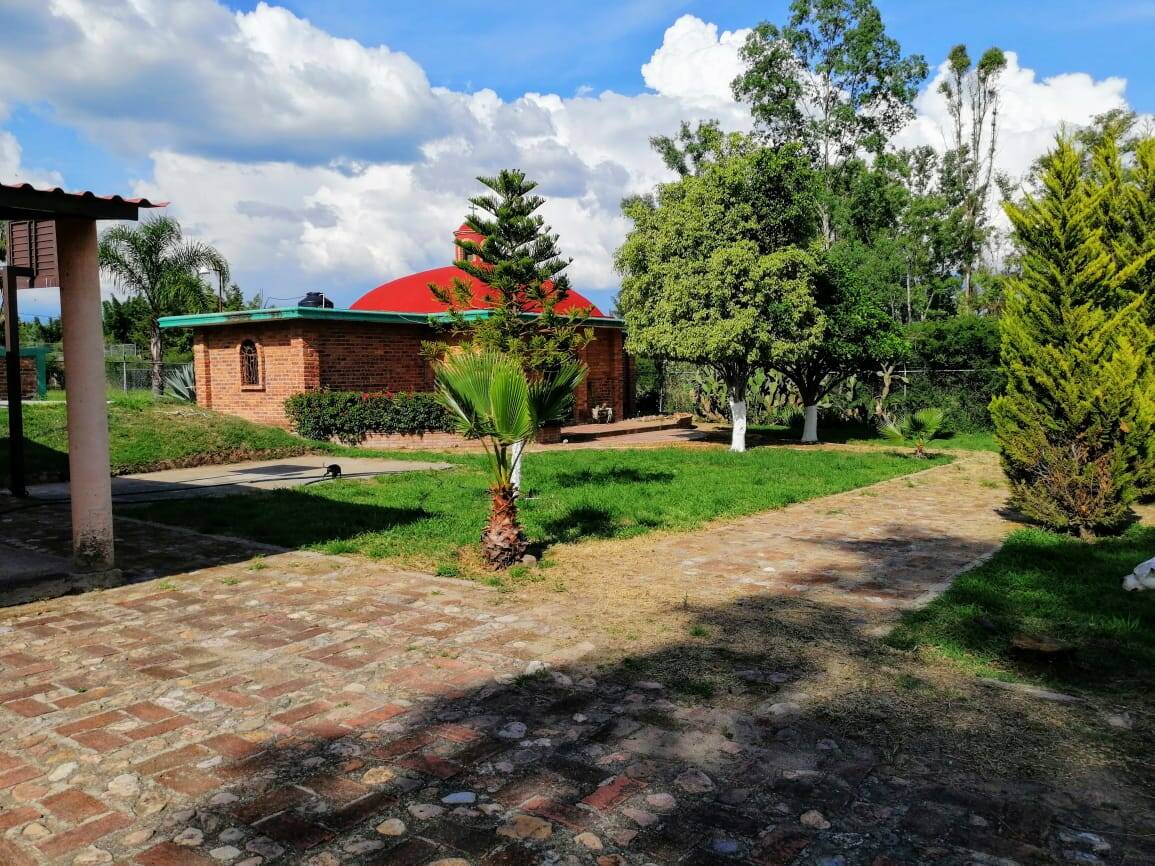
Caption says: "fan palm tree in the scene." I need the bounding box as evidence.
[879,407,950,457]
[98,216,229,395]
[435,350,586,568]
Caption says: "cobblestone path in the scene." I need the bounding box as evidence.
[1,453,1151,866]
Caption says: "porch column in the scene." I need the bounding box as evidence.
[57,217,115,572]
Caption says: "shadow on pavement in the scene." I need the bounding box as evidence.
[122,591,1153,866]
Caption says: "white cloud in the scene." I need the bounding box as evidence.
[2,4,1145,312]
[0,125,62,188]
[0,0,446,163]
[641,15,750,107]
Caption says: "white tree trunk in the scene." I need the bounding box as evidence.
[510,438,526,494]
[801,405,819,444]
[729,398,747,453]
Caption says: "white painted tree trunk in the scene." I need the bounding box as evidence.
[801,405,819,444]
[510,438,526,494]
[729,398,747,453]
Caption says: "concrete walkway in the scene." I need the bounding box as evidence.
[0,452,1151,865]
[27,456,453,504]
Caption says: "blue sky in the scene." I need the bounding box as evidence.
[4,0,1153,320]
[264,0,1155,108]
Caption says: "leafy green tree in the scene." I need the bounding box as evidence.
[220,282,265,312]
[434,349,585,568]
[991,135,1155,535]
[650,120,727,177]
[733,0,927,244]
[890,146,964,321]
[102,295,151,349]
[907,314,1000,370]
[19,316,63,345]
[98,216,229,395]
[776,239,907,442]
[617,140,824,452]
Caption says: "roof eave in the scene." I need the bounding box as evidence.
[160,307,625,330]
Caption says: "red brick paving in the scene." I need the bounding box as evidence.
[40,788,110,822]
[0,460,1152,864]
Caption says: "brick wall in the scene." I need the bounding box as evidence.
[354,424,560,451]
[0,358,38,399]
[190,320,631,429]
[193,322,318,427]
[304,322,434,393]
[575,329,631,422]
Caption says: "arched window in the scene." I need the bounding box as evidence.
[240,339,261,387]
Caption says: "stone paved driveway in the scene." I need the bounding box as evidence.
[1,453,1152,866]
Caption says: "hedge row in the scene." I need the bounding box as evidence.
[284,390,455,445]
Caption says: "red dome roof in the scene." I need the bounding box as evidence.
[350,225,605,317]
[350,268,605,317]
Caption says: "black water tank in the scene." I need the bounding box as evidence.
[299,292,334,308]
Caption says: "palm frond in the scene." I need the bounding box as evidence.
[434,349,588,488]
[528,359,586,426]
[879,420,905,444]
[877,407,951,455]
[909,407,947,437]
[488,364,534,445]
[434,352,497,439]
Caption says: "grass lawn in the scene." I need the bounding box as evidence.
[130,445,948,575]
[1,394,316,484]
[889,524,1155,696]
[747,419,998,452]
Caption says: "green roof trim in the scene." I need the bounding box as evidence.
[159,306,625,330]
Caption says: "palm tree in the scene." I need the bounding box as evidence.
[434,350,586,568]
[879,407,950,457]
[98,216,229,395]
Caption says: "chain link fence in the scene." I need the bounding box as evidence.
[634,359,1002,433]
[105,361,193,394]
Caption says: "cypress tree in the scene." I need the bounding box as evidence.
[991,135,1155,535]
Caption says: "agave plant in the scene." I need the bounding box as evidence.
[879,407,950,458]
[434,350,586,569]
[165,365,196,402]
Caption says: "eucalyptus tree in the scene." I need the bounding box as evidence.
[617,138,824,452]
[938,44,1008,306]
[98,216,229,395]
[733,0,927,246]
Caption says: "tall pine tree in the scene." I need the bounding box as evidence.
[432,170,591,492]
[432,170,591,370]
[991,135,1155,535]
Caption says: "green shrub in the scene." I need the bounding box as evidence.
[284,390,454,445]
[896,315,1004,432]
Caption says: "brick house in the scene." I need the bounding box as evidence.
[0,346,49,399]
[159,227,633,430]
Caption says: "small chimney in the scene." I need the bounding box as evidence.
[453,223,485,263]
